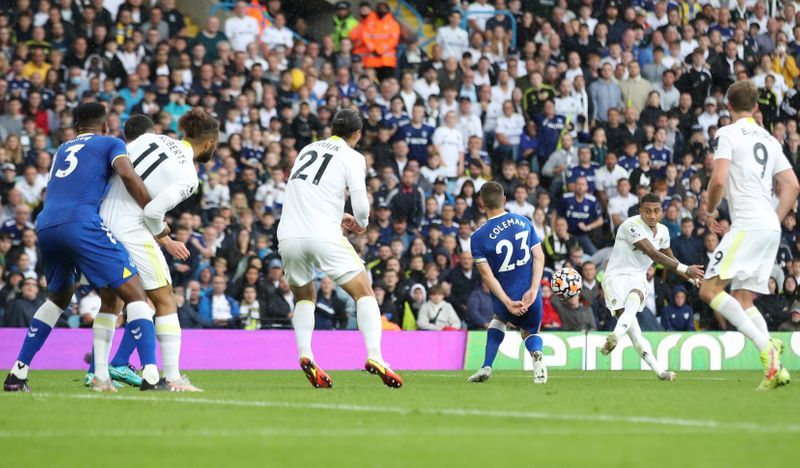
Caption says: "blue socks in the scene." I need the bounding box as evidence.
[126,318,157,366]
[482,327,505,368]
[110,327,137,367]
[524,334,543,354]
[17,318,54,366]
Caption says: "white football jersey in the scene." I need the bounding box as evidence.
[714,117,792,231]
[100,133,198,239]
[277,136,366,242]
[605,215,670,278]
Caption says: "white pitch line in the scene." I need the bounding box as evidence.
[21,392,800,434]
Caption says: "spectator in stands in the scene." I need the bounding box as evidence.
[553,293,595,331]
[444,250,480,320]
[315,276,348,330]
[543,217,579,270]
[225,1,260,52]
[558,176,603,255]
[416,284,461,330]
[200,275,241,328]
[466,281,492,329]
[2,277,45,327]
[661,285,696,331]
[778,302,800,331]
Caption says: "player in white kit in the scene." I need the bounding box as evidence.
[91,111,219,391]
[699,81,798,390]
[278,109,403,388]
[601,193,704,380]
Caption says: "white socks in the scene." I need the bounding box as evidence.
[155,314,182,381]
[292,300,316,361]
[745,306,769,335]
[612,292,642,338]
[92,313,117,381]
[356,296,384,364]
[627,320,665,376]
[710,292,770,351]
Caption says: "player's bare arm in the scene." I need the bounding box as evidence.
[633,238,704,279]
[705,158,728,234]
[521,244,545,309]
[660,246,701,286]
[774,168,800,221]
[475,261,525,316]
[113,156,151,210]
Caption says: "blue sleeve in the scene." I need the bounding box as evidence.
[470,234,485,261]
[529,219,541,246]
[107,137,128,168]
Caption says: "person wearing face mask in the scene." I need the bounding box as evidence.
[772,40,800,87]
[349,1,400,80]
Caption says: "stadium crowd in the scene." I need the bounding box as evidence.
[1,0,800,334]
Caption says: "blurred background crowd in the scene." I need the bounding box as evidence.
[1,0,800,333]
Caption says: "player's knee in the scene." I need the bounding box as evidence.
[48,289,74,310]
[698,281,720,303]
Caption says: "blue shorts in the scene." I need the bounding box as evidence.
[494,290,543,333]
[38,219,138,293]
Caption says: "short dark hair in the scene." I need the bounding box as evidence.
[73,102,107,131]
[639,192,662,206]
[479,181,505,210]
[331,108,363,139]
[179,107,219,140]
[124,114,154,142]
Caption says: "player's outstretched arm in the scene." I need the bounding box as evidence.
[633,238,704,279]
[113,156,151,209]
[774,168,800,221]
[522,244,545,309]
[475,261,525,316]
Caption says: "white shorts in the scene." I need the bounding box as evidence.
[119,234,171,291]
[704,229,779,294]
[278,237,364,287]
[602,273,647,312]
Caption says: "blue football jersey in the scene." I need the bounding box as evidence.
[394,123,434,165]
[471,212,541,306]
[37,133,127,229]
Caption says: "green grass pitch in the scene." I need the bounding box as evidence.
[1,370,797,467]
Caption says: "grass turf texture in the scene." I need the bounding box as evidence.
[1,370,797,467]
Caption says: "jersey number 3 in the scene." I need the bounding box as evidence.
[54,144,84,178]
[496,231,531,272]
[291,150,333,185]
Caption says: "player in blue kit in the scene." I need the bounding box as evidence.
[3,103,164,393]
[468,182,547,384]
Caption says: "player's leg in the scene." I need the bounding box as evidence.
[731,289,770,335]
[339,270,402,388]
[90,289,125,385]
[148,285,201,391]
[468,316,506,383]
[114,277,164,389]
[522,293,547,384]
[699,277,782,389]
[5,226,73,392]
[602,290,644,356]
[4,288,72,392]
[627,319,674,381]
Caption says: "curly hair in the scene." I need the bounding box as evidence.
[178,107,219,140]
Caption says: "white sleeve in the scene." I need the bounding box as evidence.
[143,180,197,235]
[713,132,732,160]
[350,189,370,229]
[773,147,793,176]
[621,220,648,245]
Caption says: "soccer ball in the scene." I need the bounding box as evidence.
[552,268,582,299]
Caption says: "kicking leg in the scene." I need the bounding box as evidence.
[468,318,506,383]
[628,319,673,380]
[4,290,71,392]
